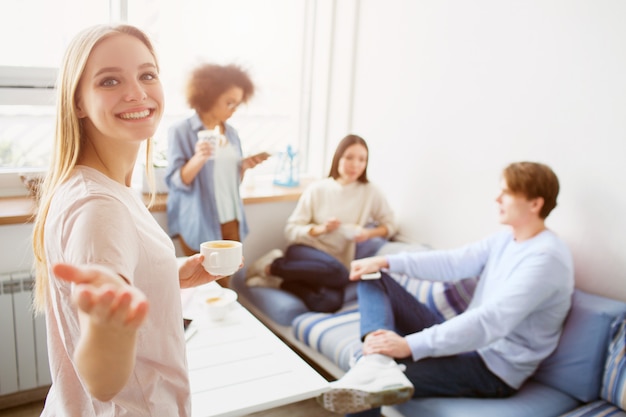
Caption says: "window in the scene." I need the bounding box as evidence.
[127,0,309,178]
[0,0,314,189]
[0,0,110,177]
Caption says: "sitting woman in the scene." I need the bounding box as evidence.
[246,134,397,313]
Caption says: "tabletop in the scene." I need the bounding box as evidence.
[181,284,329,417]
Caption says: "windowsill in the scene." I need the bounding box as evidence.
[0,178,314,226]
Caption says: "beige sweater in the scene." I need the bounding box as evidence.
[284,178,397,268]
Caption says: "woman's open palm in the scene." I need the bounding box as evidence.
[53,263,149,332]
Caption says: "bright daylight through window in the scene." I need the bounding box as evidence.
[0,0,309,194]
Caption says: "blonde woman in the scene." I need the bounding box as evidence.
[32,24,229,416]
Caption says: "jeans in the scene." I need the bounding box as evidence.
[270,244,349,312]
[346,273,516,417]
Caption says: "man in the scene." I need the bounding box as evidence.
[317,162,574,416]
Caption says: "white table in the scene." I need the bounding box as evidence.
[181,284,330,417]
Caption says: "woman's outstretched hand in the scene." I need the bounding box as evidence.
[53,263,149,330]
[52,263,149,401]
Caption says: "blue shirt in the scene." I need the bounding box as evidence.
[165,113,249,251]
[388,229,574,389]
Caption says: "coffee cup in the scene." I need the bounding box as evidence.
[200,240,243,276]
[202,287,238,321]
[339,224,362,240]
[197,129,220,159]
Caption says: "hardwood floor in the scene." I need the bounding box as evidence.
[0,398,336,417]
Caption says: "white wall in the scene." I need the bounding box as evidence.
[0,224,35,274]
[316,0,626,300]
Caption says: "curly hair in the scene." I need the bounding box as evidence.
[185,63,255,113]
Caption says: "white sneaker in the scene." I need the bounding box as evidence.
[246,275,283,289]
[245,249,283,279]
[317,355,414,414]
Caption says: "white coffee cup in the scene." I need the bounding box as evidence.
[200,240,243,276]
[339,224,362,240]
[202,287,238,321]
[197,129,221,159]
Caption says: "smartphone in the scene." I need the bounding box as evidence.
[183,318,197,342]
[361,271,382,280]
[251,151,271,160]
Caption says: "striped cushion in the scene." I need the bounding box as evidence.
[375,241,477,319]
[602,315,626,408]
[391,273,477,320]
[292,274,477,371]
[293,302,362,371]
[559,400,626,417]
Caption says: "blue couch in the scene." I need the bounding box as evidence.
[232,242,626,417]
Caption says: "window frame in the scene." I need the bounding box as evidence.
[0,66,57,106]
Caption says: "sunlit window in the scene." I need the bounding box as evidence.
[0,0,110,171]
[128,0,308,177]
[0,0,310,183]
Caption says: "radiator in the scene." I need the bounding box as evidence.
[0,271,51,395]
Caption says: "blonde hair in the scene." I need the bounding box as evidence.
[32,24,160,313]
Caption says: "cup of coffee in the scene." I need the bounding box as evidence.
[203,287,238,321]
[200,240,243,276]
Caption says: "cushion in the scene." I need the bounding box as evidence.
[377,241,477,320]
[293,303,361,371]
[533,291,626,402]
[232,270,360,326]
[231,269,309,326]
[391,272,477,320]
[558,400,626,417]
[355,236,388,260]
[394,380,579,417]
[375,240,432,256]
[602,313,626,408]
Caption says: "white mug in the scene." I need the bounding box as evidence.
[200,240,242,276]
[339,224,362,240]
[202,287,238,321]
[197,129,221,159]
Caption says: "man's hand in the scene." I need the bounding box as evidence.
[363,329,412,359]
[350,256,389,281]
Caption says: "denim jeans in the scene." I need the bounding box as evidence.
[346,273,516,417]
[270,244,349,312]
